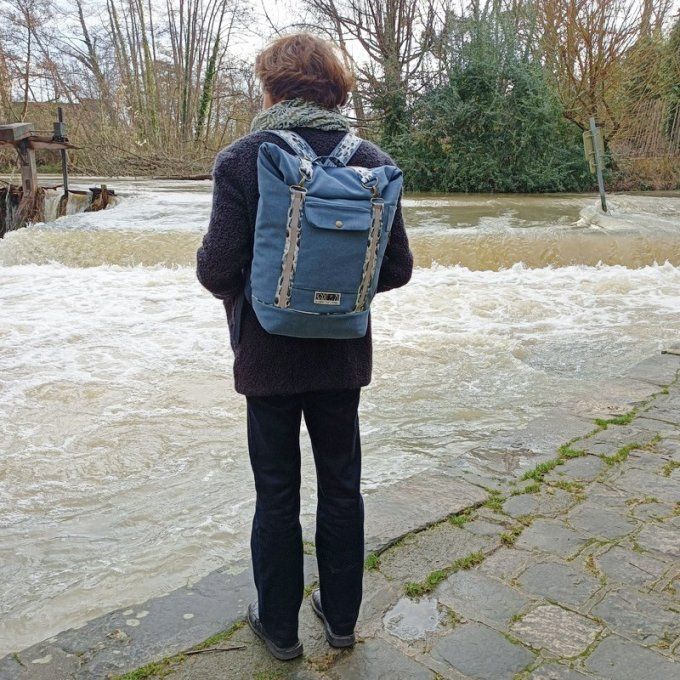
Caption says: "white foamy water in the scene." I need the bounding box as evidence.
[1,180,679,655]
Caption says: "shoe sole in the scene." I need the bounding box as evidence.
[310,595,356,648]
[247,614,303,660]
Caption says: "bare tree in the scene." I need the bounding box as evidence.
[538,0,672,133]
[303,0,440,140]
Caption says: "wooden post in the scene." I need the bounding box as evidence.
[55,107,69,216]
[15,138,41,227]
[588,116,608,213]
[17,139,37,197]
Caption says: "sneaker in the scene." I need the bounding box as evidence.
[247,602,303,661]
[310,589,356,648]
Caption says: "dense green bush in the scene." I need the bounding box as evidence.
[386,16,593,193]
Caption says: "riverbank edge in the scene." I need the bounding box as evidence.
[1,348,678,680]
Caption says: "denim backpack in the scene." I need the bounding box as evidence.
[248,129,403,339]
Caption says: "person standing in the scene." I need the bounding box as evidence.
[197,33,413,660]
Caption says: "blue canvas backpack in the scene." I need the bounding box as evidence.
[247,129,403,339]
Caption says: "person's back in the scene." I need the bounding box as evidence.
[196,33,413,660]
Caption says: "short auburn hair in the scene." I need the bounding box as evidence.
[255,33,355,109]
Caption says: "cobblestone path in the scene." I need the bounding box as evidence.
[154,355,680,680]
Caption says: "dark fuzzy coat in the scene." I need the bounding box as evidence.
[197,128,413,396]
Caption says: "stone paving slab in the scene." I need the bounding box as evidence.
[584,634,678,679]
[582,425,659,456]
[478,546,542,581]
[566,503,638,539]
[503,487,575,520]
[612,467,679,504]
[636,521,680,558]
[515,519,589,558]
[363,473,488,553]
[488,412,596,457]
[590,587,680,645]
[431,622,535,679]
[378,523,494,583]
[546,455,605,482]
[509,604,602,658]
[517,560,602,608]
[594,545,669,588]
[436,569,532,627]
[1,562,257,679]
[625,353,680,387]
[528,664,592,679]
[328,638,435,679]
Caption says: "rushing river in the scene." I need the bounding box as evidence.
[1,179,679,656]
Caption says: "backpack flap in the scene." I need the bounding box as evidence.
[304,197,372,232]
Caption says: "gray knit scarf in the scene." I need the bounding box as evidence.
[250,98,350,132]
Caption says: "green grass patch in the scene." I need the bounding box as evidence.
[117,662,174,680]
[483,490,505,513]
[595,409,637,429]
[404,551,485,597]
[446,608,462,626]
[500,525,524,546]
[601,442,641,465]
[626,496,659,507]
[116,657,184,680]
[521,458,564,482]
[549,480,584,494]
[253,671,283,680]
[193,620,245,651]
[449,508,475,527]
[364,553,381,570]
[662,460,680,477]
[557,444,587,459]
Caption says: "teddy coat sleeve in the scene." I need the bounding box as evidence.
[377,202,413,293]
[196,146,252,301]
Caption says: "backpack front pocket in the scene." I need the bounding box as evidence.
[292,197,375,298]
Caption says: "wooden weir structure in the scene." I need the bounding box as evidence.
[0,109,113,237]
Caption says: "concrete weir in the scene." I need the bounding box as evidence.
[1,349,678,679]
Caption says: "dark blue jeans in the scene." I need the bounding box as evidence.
[246,388,364,647]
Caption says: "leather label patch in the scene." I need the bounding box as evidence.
[314,291,341,305]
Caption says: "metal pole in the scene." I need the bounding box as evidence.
[589,116,607,213]
[58,107,69,198]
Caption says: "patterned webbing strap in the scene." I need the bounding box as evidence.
[274,186,306,309]
[355,199,385,311]
[327,133,363,166]
[266,129,317,160]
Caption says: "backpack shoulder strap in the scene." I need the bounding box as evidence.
[327,133,363,167]
[265,129,317,160]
